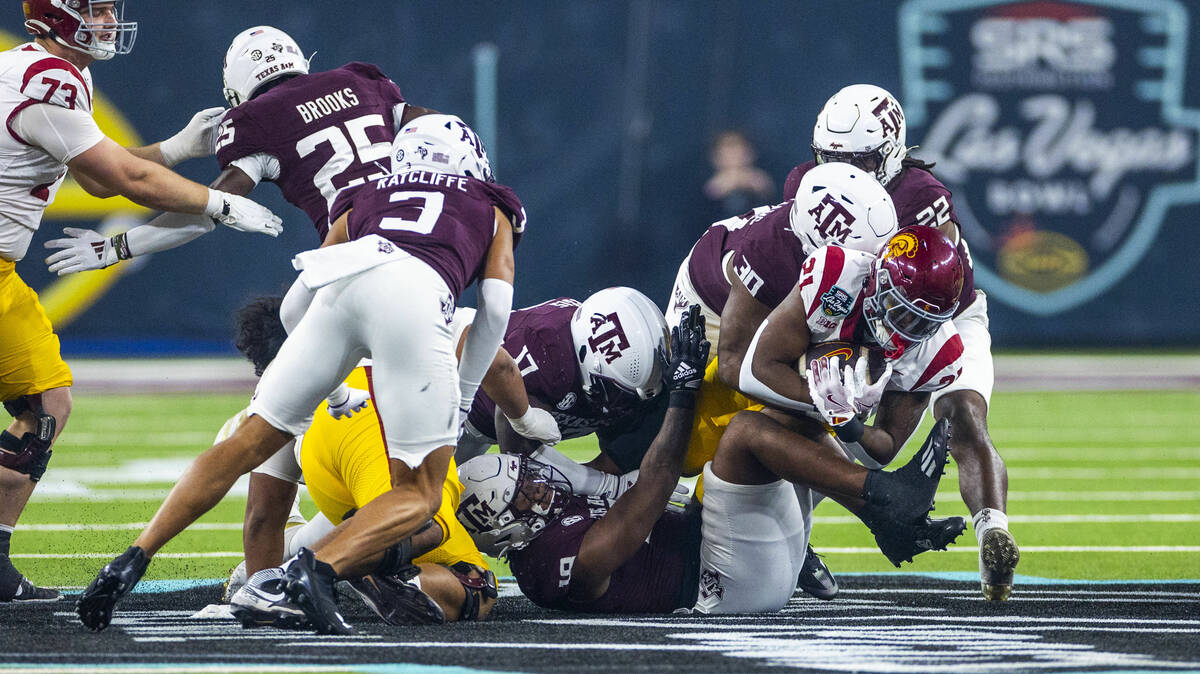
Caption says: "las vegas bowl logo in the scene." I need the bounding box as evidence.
[898,0,1200,315]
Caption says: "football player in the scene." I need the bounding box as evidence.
[220,293,557,625]
[76,114,519,634]
[0,0,281,602]
[454,287,687,497]
[787,84,1019,601]
[43,25,437,276]
[696,226,968,612]
[664,161,899,599]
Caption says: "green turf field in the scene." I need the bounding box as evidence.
[13,388,1200,588]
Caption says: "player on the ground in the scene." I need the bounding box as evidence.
[44,25,436,277]
[695,225,968,612]
[455,287,689,497]
[663,161,899,599]
[76,114,519,634]
[784,84,1018,600]
[220,294,556,625]
[457,307,962,614]
[0,0,281,602]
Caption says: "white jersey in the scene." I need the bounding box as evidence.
[796,244,964,394]
[0,43,98,261]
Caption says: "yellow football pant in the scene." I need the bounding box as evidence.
[299,368,487,570]
[683,358,765,501]
[0,259,72,401]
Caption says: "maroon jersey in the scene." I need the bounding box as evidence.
[215,62,404,239]
[786,160,976,314]
[509,495,701,613]
[466,298,636,441]
[329,171,524,300]
[685,201,808,315]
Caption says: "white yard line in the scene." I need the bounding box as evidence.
[811,514,1200,525]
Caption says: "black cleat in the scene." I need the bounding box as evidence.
[796,545,839,600]
[348,573,446,625]
[76,546,149,631]
[282,548,353,635]
[861,418,952,524]
[0,576,62,602]
[873,515,967,567]
[979,528,1020,600]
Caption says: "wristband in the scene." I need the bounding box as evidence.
[668,390,696,410]
[111,232,132,260]
[204,189,227,218]
[833,417,865,443]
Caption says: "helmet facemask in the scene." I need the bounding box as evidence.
[863,263,955,358]
[457,455,573,558]
[812,144,885,179]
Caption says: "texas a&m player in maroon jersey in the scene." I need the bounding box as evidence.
[78,115,520,634]
[43,25,437,273]
[788,84,1018,601]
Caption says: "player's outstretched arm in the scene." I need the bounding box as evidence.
[67,138,281,234]
[567,307,708,602]
[128,106,226,167]
[457,211,515,417]
[736,284,816,412]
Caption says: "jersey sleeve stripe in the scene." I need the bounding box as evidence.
[838,295,866,341]
[22,58,91,107]
[912,333,964,390]
[806,246,845,319]
[5,99,38,147]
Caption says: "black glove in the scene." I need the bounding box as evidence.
[665,304,709,407]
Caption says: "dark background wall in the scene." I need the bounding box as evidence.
[13,0,1200,353]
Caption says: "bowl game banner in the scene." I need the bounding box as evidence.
[899,0,1200,316]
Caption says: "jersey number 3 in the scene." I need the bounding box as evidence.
[380,191,445,235]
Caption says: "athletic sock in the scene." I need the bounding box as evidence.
[0,525,21,597]
[0,524,12,556]
[972,508,1009,545]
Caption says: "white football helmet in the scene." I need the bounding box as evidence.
[222,26,309,107]
[569,287,668,411]
[812,84,908,185]
[391,114,495,182]
[456,454,571,558]
[789,162,898,255]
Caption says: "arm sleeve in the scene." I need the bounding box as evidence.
[229,152,281,185]
[123,211,216,257]
[12,103,104,163]
[458,278,513,408]
[737,318,817,414]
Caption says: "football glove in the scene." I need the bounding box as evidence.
[205,190,283,237]
[852,358,893,415]
[665,304,709,395]
[326,384,371,419]
[807,355,858,427]
[505,406,561,446]
[44,227,125,275]
[159,106,226,167]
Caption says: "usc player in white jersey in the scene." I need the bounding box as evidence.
[0,0,281,602]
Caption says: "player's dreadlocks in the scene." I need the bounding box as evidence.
[234,295,287,377]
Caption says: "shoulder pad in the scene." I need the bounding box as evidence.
[19,57,91,111]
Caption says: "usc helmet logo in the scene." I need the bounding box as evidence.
[884,232,919,259]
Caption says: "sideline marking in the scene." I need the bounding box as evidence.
[812,513,1200,524]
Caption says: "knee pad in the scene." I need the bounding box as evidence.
[448,561,498,621]
[0,395,56,482]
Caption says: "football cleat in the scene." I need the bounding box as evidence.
[282,548,353,635]
[76,546,149,631]
[348,573,446,625]
[229,567,310,630]
[0,576,62,602]
[796,545,839,600]
[979,528,1020,601]
[860,418,952,525]
[222,559,247,603]
[873,515,967,567]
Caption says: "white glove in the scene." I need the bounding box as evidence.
[852,358,893,415]
[205,189,283,236]
[44,227,119,275]
[326,384,371,419]
[159,106,225,166]
[807,355,858,427]
[505,406,561,446]
[666,481,692,514]
[457,405,471,431]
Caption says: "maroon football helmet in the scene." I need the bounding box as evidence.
[23,0,137,61]
[862,226,963,358]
